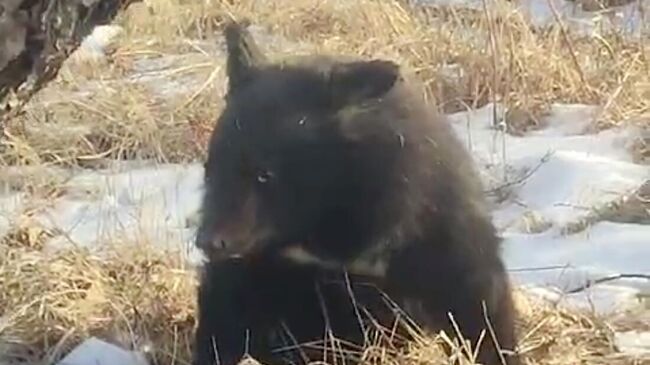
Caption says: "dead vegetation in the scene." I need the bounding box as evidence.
[561,179,650,234]
[0,243,635,365]
[1,0,649,364]
[1,0,649,168]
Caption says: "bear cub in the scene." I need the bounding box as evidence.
[193,21,520,365]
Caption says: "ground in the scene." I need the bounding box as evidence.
[0,0,649,364]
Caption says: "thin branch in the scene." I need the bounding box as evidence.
[508,264,573,273]
[485,150,555,197]
[546,0,588,86]
[567,273,650,294]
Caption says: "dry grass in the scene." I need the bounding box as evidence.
[561,179,650,234]
[1,0,649,364]
[1,0,648,167]
[0,242,633,365]
[0,244,196,365]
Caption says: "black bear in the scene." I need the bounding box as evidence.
[192,21,520,365]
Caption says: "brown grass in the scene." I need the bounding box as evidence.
[1,0,648,167]
[1,0,649,364]
[0,242,633,365]
[0,244,196,365]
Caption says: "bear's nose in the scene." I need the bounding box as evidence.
[195,229,243,261]
[195,228,224,252]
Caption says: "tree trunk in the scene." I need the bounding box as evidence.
[0,0,141,130]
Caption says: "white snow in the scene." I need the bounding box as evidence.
[615,331,650,356]
[447,102,649,315]
[55,337,147,365]
[2,2,649,362]
[421,0,649,36]
[0,192,23,238]
[502,223,650,314]
[6,101,646,363]
[71,25,124,63]
[7,101,644,318]
[449,103,648,230]
[515,0,647,34]
[30,161,206,264]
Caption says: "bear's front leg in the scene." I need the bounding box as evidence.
[193,258,260,365]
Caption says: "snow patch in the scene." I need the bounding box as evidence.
[0,192,23,238]
[71,25,124,63]
[421,0,649,36]
[55,337,148,365]
[1,100,648,346]
[446,102,649,315]
[5,101,643,317]
[31,162,205,264]
[615,331,650,356]
[448,103,648,232]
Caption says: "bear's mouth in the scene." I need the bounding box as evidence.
[203,236,300,261]
[279,245,339,268]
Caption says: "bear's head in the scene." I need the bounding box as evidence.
[196,21,418,264]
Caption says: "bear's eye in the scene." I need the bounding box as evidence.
[256,170,274,184]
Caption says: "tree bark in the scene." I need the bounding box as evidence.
[0,0,141,131]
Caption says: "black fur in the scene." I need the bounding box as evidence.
[193,21,520,365]
[194,256,398,365]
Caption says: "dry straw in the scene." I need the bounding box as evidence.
[1,0,648,364]
[0,242,626,365]
[1,0,648,168]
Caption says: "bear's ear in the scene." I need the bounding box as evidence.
[328,60,400,108]
[223,20,268,92]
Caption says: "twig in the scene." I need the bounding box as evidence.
[508,264,573,273]
[567,273,650,294]
[593,52,639,124]
[175,64,223,111]
[343,269,369,345]
[481,0,508,180]
[485,150,555,196]
[481,301,508,365]
[546,0,588,86]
